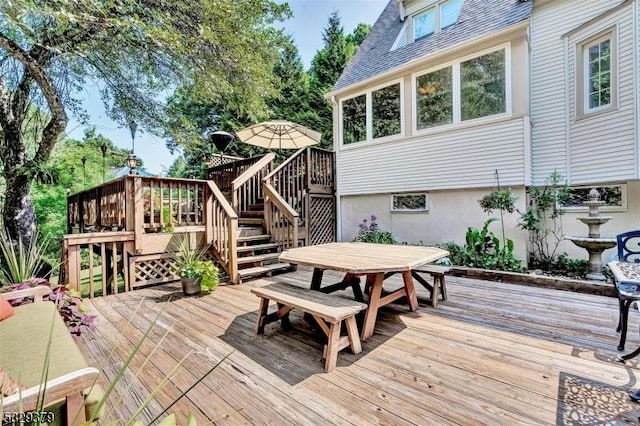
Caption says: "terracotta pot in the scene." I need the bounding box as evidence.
[181,276,201,295]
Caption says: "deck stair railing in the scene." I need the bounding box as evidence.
[263,147,335,250]
[206,181,239,283]
[206,154,270,194]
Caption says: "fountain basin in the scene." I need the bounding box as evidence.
[564,236,617,280]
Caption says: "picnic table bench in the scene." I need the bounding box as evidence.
[252,282,367,372]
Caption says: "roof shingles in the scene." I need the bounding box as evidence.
[333,0,533,92]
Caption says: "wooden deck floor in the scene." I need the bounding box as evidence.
[77,269,640,425]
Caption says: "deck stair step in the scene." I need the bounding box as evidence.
[237,226,264,237]
[236,243,279,253]
[240,210,264,218]
[239,217,264,226]
[248,203,264,211]
[238,262,292,280]
[237,253,280,265]
[237,234,271,244]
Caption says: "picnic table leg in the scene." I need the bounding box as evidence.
[361,272,384,341]
[402,270,419,312]
[311,268,324,291]
[256,297,270,334]
[344,273,364,301]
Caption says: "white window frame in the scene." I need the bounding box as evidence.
[410,0,463,42]
[391,193,430,212]
[560,183,627,212]
[339,78,405,147]
[412,43,512,135]
[576,27,618,119]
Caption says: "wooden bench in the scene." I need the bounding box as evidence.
[251,282,367,372]
[411,265,451,308]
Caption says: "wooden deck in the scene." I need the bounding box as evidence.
[77,270,640,425]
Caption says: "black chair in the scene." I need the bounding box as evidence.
[614,230,640,351]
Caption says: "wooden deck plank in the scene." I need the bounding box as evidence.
[77,271,640,425]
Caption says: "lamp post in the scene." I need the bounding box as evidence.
[81,156,87,190]
[127,121,138,175]
[100,143,108,182]
[69,166,75,193]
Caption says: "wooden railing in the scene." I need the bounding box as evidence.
[206,154,269,193]
[62,231,135,297]
[263,147,335,249]
[67,178,127,233]
[139,177,207,232]
[207,181,239,283]
[231,153,275,213]
[263,183,298,250]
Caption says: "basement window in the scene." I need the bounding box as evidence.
[391,193,429,212]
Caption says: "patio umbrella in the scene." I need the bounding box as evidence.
[235,120,321,150]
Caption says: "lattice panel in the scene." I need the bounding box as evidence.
[131,251,228,289]
[309,196,335,245]
[132,256,179,288]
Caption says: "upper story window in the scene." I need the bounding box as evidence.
[414,45,509,132]
[411,0,463,42]
[341,81,404,146]
[414,9,435,40]
[440,0,464,29]
[576,27,617,119]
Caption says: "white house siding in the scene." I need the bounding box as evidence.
[568,3,637,183]
[338,118,527,195]
[531,0,638,185]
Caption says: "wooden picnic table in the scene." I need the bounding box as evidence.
[278,242,449,340]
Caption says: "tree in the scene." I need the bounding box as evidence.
[0,0,289,247]
[308,13,371,149]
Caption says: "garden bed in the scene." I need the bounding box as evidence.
[449,266,616,297]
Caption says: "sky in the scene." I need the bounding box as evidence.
[65,0,389,175]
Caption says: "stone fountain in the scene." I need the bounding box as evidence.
[564,188,617,280]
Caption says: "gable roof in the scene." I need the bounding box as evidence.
[332,0,533,92]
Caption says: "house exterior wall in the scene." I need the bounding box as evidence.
[333,29,531,194]
[341,187,529,261]
[530,0,638,185]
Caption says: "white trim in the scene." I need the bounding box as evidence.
[582,33,614,113]
[339,78,405,148]
[411,43,512,135]
[564,36,571,182]
[560,183,628,212]
[635,0,639,179]
[340,114,525,153]
[326,21,530,99]
[523,116,531,185]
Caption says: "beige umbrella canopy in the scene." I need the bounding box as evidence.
[235,120,321,150]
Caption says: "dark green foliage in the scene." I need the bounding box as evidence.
[438,219,524,272]
[353,215,397,244]
[518,171,570,269]
[552,253,589,279]
[479,189,517,215]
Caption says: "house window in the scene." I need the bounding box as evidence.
[461,49,506,121]
[372,83,402,139]
[416,66,453,129]
[413,46,509,132]
[340,80,404,146]
[576,28,617,118]
[414,9,435,40]
[440,0,464,29]
[391,194,429,212]
[562,184,626,209]
[342,94,367,145]
[411,0,463,42]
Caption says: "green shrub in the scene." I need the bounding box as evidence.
[353,214,397,244]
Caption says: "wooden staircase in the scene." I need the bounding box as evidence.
[235,199,292,283]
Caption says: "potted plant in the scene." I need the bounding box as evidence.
[170,237,220,295]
